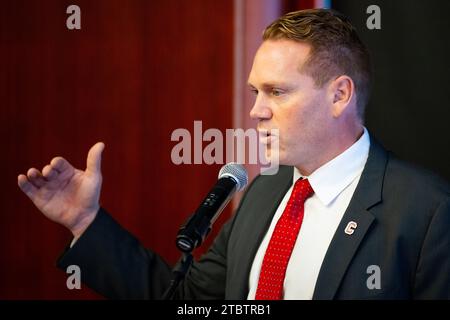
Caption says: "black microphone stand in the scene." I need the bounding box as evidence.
[162,252,194,300]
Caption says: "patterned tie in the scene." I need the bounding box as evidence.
[255,178,314,300]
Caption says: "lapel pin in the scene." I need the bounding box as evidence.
[345,221,358,235]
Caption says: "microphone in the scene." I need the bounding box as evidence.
[176,163,248,253]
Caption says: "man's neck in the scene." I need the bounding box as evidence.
[296,126,364,176]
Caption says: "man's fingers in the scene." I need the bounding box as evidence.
[26,168,46,188]
[86,142,105,176]
[50,156,73,174]
[17,174,38,197]
[42,164,58,180]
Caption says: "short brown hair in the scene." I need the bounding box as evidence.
[263,9,372,119]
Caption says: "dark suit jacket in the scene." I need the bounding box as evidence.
[57,138,450,299]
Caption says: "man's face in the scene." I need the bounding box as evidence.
[248,39,334,169]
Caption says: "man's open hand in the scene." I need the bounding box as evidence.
[18,142,105,239]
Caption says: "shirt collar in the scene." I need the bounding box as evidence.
[294,127,371,206]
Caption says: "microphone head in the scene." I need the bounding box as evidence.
[218,163,248,192]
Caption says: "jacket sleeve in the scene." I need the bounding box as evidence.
[413,196,450,299]
[57,207,235,299]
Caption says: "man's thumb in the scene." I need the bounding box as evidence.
[86,142,105,175]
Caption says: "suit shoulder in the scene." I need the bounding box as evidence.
[236,165,292,209]
[385,153,450,201]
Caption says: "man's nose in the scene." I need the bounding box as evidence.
[249,95,272,120]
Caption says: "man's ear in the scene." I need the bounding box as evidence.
[329,75,354,118]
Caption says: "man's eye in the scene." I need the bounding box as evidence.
[271,89,283,96]
[250,89,258,96]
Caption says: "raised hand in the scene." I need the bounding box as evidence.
[18,142,105,239]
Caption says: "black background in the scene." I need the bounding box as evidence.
[334,0,450,181]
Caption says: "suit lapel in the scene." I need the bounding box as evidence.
[312,137,388,299]
[312,202,375,299]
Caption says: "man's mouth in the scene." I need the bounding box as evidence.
[258,129,277,144]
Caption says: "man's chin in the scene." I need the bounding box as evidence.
[263,149,286,164]
[276,153,299,167]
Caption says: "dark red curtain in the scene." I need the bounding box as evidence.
[0,0,233,299]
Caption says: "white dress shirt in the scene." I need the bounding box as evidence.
[247,127,370,300]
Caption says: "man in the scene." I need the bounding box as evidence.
[18,9,449,299]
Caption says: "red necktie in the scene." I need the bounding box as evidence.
[255,178,314,300]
